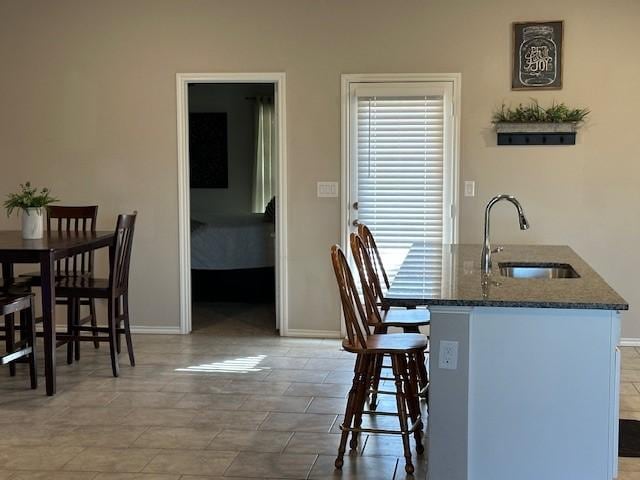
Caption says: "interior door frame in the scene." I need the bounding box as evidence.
[340,73,461,333]
[176,72,288,335]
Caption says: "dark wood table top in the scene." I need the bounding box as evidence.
[0,231,114,255]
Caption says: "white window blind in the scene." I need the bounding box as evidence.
[355,92,447,290]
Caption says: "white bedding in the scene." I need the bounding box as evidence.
[190,213,275,270]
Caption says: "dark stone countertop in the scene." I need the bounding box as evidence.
[384,244,629,311]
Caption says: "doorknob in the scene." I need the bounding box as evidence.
[352,219,360,227]
[352,202,359,210]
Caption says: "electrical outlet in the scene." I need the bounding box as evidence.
[317,181,339,198]
[464,181,475,197]
[438,340,459,370]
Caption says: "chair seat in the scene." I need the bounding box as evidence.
[19,271,92,286]
[0,293,32,315]
[381,308,430,327]
[18,271,40,280]
[0,292,30,304]
[343,333,427,354]
[55,276,110,298]
[0,279,32,296]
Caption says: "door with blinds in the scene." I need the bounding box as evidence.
[346,81,456,295]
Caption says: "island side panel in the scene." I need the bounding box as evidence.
[467,307,619,480]
[428,306,473,480]
[610,315,621,480]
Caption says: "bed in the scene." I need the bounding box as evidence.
[190,213,275,271]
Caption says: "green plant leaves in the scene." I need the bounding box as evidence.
[4,182,59,217]
[492,100,590,124]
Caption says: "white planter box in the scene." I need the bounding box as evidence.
[494,122,578,133]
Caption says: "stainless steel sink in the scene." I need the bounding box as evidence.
[498,262,580,279]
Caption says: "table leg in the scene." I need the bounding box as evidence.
[1,262,14,286]
[2,262,16,376]
[40,252,56,396]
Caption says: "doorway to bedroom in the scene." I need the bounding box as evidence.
[183,81,279,335]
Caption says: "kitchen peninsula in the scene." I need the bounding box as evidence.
[386,244,628,480]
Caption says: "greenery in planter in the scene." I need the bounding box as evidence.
[4,182,58,216]
[492,100,590,124]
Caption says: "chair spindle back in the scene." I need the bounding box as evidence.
[356,224,390,307]
[47,206,98,277]
[109,212,137,295]
[349,233,384,327]
[330,244,371,349]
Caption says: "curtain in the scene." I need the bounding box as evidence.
[252,96,276,213]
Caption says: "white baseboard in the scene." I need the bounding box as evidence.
[44,325,338,337]
[284,329,342,339]
[130,326,182,335]
[620,338,640,347]
[38,326,183,335]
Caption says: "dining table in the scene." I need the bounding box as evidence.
[0,230,115,395]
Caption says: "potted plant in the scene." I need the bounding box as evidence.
[492,100,590,145]
[4,182,58,239]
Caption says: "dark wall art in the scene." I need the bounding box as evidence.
[189,112,229,188]
[512,21,563,90]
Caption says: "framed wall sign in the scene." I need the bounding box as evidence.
[512,21,563,90]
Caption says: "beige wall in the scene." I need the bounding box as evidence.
[1,0,638,336]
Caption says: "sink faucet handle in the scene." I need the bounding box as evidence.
[491,246,504,254]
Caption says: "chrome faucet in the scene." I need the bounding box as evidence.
[481,194,530,274]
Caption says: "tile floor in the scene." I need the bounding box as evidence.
[0,303,424,480]
[618,347,640,479]
[0,302,638,479]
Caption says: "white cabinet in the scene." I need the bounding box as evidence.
[428,307,621,480]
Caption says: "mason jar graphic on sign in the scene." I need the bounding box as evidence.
[519,25,557,86]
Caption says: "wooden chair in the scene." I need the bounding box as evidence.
[355,222,433,309]
[350,232,430,408]
[350,232,429,334]
[0,291,37,389]
[56,212,137,377]
[2,267,34,377]
[21,206,101,358]
[357,224,391,291]
[331,244,426,474]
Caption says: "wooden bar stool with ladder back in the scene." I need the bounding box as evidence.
[331,244,427,474]
[357,224,431,332]
[351,229,430,409]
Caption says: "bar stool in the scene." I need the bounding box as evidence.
[350,233,430,408]
[351,231,430,334]
[1,292,37,389]
[330,245,426,474]
[357,224,431,320]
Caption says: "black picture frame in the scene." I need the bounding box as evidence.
[512,21,563,90]
[189,112,229,189]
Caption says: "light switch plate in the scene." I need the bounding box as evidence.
[464,181,475,197]
[317,181,339,198]
[438,340,459,370]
